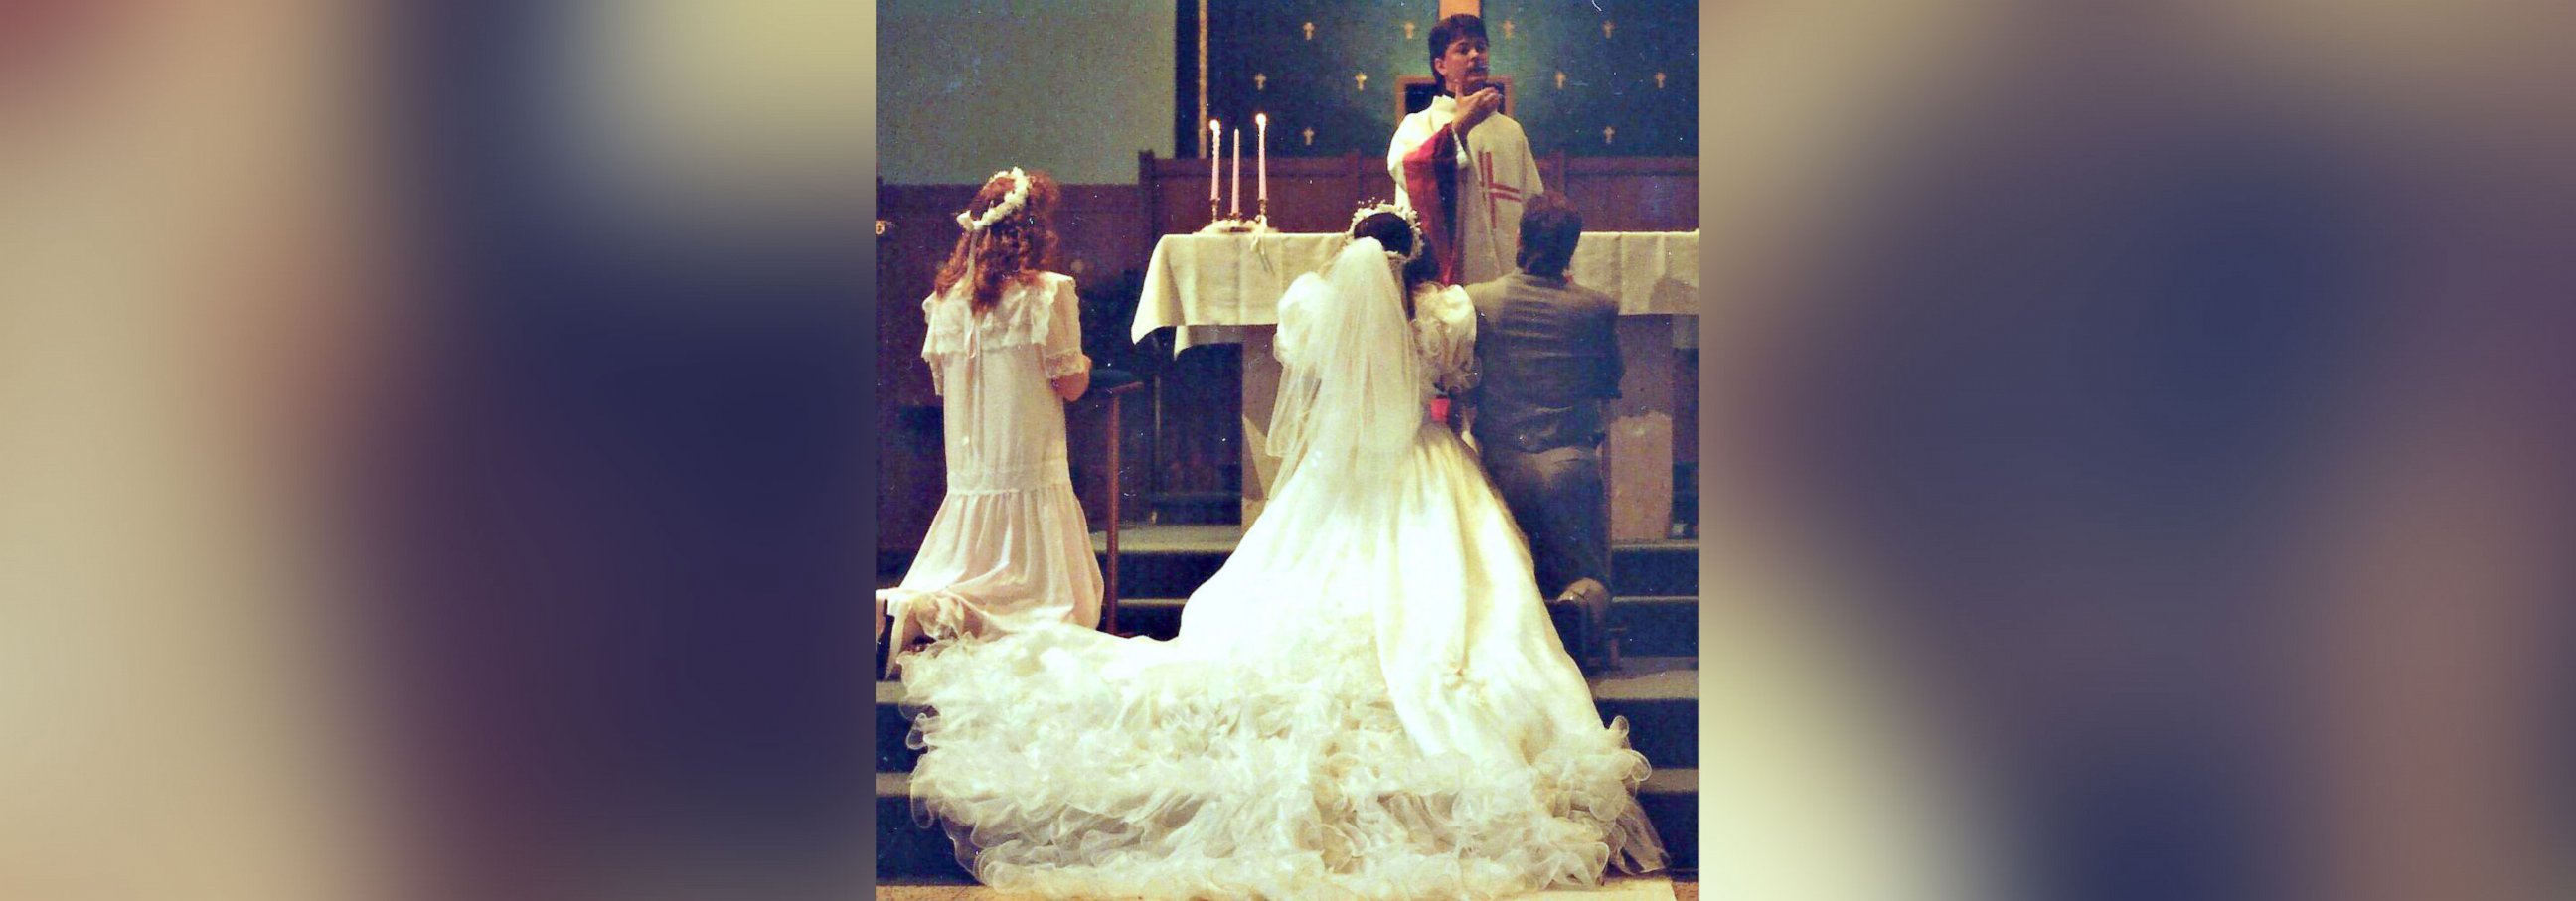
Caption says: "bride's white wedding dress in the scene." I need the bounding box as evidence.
[896,238,1667,900]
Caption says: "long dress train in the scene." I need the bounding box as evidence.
[897,239,1666,899]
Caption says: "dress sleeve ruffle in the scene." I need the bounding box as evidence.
[920,294,946,395]
[1042,347,1090,379]
[1412,284,1479,394]
[1040,276,1089,379]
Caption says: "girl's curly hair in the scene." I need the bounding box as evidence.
[933,170,1062,315]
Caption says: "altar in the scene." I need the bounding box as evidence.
[1132,230,1700,540]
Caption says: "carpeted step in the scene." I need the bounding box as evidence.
[874,768,1700,881]
[881,530,1699,599]
[874,658,1698,774]
[1099,594,1697,658]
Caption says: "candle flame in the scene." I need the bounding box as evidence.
[1256,112,1267,127]
[1210,118,1221,132]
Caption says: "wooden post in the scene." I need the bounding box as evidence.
[1098,378,1146,635]
[1138,149,1160,253]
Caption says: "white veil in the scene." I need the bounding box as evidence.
[1264,237,1427,491]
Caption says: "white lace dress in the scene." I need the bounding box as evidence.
[896,241,1665,900]
[879,272,1101,670]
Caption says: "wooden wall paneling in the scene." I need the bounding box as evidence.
[876,401,946,559]
[1139,153,1691,238]
[1138,152,1165,269]
[1359,152,1397,209]
[879,185,976,408]
[876,186,962,554]
[1052,184,1151,288]
[1561,157,1698,232]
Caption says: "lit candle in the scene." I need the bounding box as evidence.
[1229,127,1241,218]
[1255,112,1268,205]
[1208,118,1220,201]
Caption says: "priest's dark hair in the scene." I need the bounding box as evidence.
[1426,14,1486,84]
[1517,192,1583,279]
[933,169,1061,315]
[1352,211,1438,293]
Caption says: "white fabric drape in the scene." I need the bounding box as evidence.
[1265,238,1428,492]
[896,244,1666,899]
[878,272,1101,671]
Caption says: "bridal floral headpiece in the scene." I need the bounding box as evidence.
[1348,200,1426,265]
[956,168,1032,232]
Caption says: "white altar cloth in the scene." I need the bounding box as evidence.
[1134,231,1698,351]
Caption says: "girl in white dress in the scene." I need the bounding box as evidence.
[896,205,1666,899]
[878,168,1101,674]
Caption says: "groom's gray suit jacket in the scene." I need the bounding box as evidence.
[1465,272,1623,596]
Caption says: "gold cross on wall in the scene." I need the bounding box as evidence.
[1603,126,1616,145]
[1403,21,1415,40]
[1302,22,1314,41]
[1554,71,1567,89]
[1502,20,1516,39]
[1254,73,1266,91]
[1302,127,1315,146]
[1354,72,1367,91]
[1655,72,1666,89]
[1603,20,1616,40]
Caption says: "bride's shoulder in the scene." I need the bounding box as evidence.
[1412,282,1472,316]
[1279,269,1329,303]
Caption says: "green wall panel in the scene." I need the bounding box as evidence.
[1486,0,1699,157]
[880,0,1177,184]
[1183,0,1696,160]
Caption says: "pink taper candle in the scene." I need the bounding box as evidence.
[1208,119,1220,201]
[1256,112,1268,204]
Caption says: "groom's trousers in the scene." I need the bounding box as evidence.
[1483,443,1610,599]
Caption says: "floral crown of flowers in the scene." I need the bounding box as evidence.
[1347,201,1425,265]
[955,168,1033,232]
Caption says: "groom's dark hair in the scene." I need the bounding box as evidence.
[1517,192,1583,279]
[1426,14,1487,77]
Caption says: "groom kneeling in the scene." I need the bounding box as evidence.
[1466,193,1624,673]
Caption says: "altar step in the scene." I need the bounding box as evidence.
[877,655,1697,774]
[874,767,1702,881]
[1094,526,1698,600]
[874,526,1702,881]
[1141,490,1241,525]
[881,529,1700,599]
[868,598,1695,696]
[1105,593,1698,657]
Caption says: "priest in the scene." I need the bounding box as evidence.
[1389,14,1545,285]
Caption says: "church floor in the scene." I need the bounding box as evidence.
[871,875,1691,900]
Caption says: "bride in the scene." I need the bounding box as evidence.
[895,204,1668,900]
